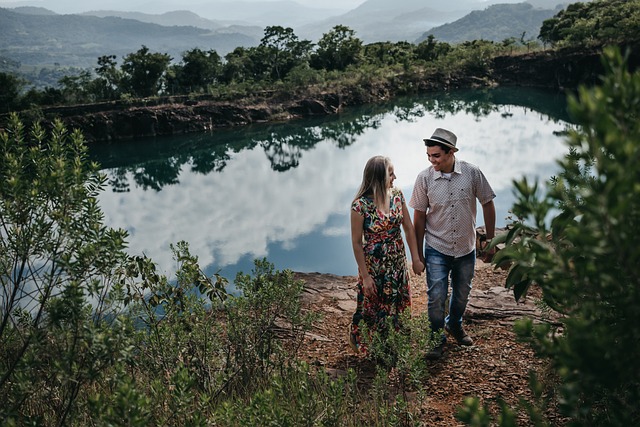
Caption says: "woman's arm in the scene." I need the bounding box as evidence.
[351,210,376,297]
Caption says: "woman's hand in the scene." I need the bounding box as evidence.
[412,258,425,275]
[362,275,376,297]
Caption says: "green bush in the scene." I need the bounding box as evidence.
[360,310,435,387]
[461,46,640,426]
[220,259,316,397]
[0,114,134,425]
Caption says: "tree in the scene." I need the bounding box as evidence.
[445,40,499,75]
[20,86,65,108]
[171,48,222,94]
[500,37,518,55]
[221,46,262,84]
[259,26,313,80]
[538,17,560,47]
[93,54,122,101]
[362,41,417,67]
[120,45,172,97]
[0,72,25,113]
[462,47,640,426]
[415,35,451,63]
[0,115,134,424]
[310,25,362,71]
[538,0,640,47]
[58,69,94,104]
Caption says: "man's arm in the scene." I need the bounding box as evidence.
[413,209,426,264]
[482,200,496,240]
[402,202,424,275]
[481,200,496,262]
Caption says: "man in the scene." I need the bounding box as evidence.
[409,128,496,360]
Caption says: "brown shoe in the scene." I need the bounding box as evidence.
[445,323,473,346]
[425,343,445,360]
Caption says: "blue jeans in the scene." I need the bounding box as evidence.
[425,246,475,341]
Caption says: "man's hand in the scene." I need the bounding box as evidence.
[480,239,496,263]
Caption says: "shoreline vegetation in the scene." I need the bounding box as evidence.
[4,43,639,143]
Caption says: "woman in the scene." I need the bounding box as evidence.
[349,155,424,353]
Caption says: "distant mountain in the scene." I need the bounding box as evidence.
[0,7,259,68]
[297,0,475,42]
[296,0,569,43]
[526,0,572,8]
[416,2,563,44]
[80,10,226,31]
[78,10,265,41]
[0,0,153,14]
[215,25,264,41]
[0,0,345,27]
[10,6,57,15]
[80,2,343,29]
[82,10,264,41]
[348,0,478,13]
[182,1,344,28]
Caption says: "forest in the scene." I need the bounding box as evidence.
[1,0,638,116]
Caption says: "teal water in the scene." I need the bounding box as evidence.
[89,87,571,280]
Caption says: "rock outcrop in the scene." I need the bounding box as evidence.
[39,95,343,142]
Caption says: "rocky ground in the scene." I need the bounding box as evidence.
[294,259,565,426]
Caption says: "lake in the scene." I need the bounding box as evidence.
[89,87,572,281]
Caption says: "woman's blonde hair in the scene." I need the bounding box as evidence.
[353,155,391,212]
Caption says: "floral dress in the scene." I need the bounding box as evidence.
[350,187,411,351]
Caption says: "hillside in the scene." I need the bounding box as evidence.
[0,7,259,68]
[296,0,580,44]
[417,2,562,44]
[79,10,264,41]
[80,2,343,29]
[79,10,227,31]
[300,7,466,43]
[186,0,343,27]
[298,0,477,42]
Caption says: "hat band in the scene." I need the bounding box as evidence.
[430,135,454,146]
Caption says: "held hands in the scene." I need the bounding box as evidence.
[412,258,425,275]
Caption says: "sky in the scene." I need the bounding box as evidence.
[0,0,368,14]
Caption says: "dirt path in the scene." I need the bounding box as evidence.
[295,260,563,426]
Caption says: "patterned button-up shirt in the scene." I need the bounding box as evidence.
[409,159,495,258]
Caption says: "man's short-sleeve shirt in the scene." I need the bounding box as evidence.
[409,159,495,257]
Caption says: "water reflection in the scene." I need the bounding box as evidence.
[91,107,388,191]
[89,87,571,279]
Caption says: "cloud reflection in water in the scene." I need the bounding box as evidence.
[95,90,569,278]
